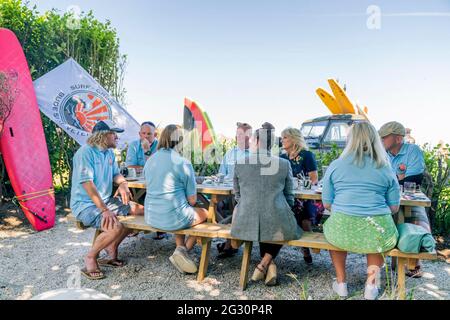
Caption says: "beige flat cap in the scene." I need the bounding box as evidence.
[378,121,406,138]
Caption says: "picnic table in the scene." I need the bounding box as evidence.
[126,179,431,224]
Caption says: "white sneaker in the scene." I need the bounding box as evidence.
[169,246,198,274]
[364,283,379,300]
[332,280,348,298]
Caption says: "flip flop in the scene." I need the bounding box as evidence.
[405,265,423,278]
[97,258,126,268]
[128,231,140,237]
[81,268,105,280]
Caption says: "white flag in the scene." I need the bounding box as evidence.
[33,58,140,149]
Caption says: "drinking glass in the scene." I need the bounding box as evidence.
[303,178,312,190]
[404,182,416,194]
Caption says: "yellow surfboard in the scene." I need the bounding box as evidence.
[327,79,355,114]
[316,88,344,114]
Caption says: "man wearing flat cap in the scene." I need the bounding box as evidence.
[379,121,429,278]
[70,120,144,280]
[379,121,425,184]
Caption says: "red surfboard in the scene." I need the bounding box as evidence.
[183,97,216,151]
[0,28,55,231]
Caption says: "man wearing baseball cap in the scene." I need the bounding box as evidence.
[70,120,144,280]
[379,121,429,278]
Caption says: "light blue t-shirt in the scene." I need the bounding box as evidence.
[322,155,401,217]
[126,139,158,167]
[219,147,250,180]
[70,145,120,217]
[144,149,197,230]
[387,143,425,177]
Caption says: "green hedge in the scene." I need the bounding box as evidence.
[0,0,126,204]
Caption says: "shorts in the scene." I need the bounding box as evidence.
[76,197,131,229]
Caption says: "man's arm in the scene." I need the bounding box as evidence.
[113,174,133,205]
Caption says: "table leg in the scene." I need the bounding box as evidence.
[404,206,412,219]
[131,189,146,203]
[207,195,223,223]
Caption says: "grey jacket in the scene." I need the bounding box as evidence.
[230,152,303,242]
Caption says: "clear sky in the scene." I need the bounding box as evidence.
[28,0,450,145]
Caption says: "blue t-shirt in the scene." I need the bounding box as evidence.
[126,139,158,167]
[280,150,318,178]
[387,143,425,178]
[144,149,197,230]
[219,147,250,180]
[70,145,120,217]
[322,155,401,217]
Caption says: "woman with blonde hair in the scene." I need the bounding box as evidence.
[322,122,400,300]
[144,124,208,274]
[280,127,320,264]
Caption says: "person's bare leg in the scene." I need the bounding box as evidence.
[192,207,208,226]
[330,250,348,283]
[106,204,144,257]
[184,208,208,251]
[105,225,131,259]
[175,234,186,248]
[85,226,122,272]
[366,254,384,285]
[185,236,197,251]
[129,203,144,216]
[261,253,273,267]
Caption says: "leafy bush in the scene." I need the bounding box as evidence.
[313,143,342,178]
[422,143,450,234]
[0,0,126,204]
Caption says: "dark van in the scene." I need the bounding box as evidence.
[301,114,368,151]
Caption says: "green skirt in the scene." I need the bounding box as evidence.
[323,212,399,254]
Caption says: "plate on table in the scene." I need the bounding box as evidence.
[315,187,323,194]
[125,177,139,182]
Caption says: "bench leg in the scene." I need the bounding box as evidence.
[197,238,212,282]
[397,257,407,300]
[408,258,418,270]
[239,241,253,291]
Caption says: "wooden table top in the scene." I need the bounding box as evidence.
[126,179,431,207]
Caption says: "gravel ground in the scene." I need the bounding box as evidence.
[0,209,448,300]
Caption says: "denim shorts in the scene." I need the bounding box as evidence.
[76,197,131,229]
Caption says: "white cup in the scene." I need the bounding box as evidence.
[292,178,299,190]
[128,168,136,178]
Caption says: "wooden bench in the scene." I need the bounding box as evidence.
[67,214,437,299]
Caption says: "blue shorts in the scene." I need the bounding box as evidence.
[76,197,131,229]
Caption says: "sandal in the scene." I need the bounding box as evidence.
[153,232,166,240]
[81,268,105,280]
[216,242,238,259]
[406,265,423,278]
[97,258,126,268]
[251,263,268,282]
